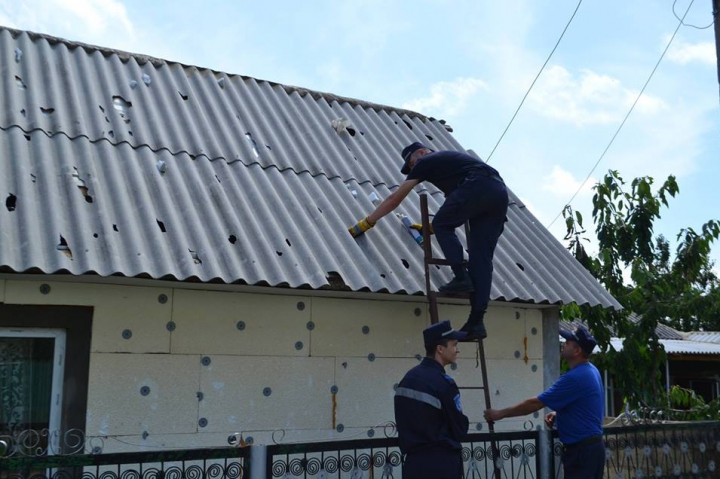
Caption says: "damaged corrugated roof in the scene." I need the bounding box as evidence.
[0,26,620,309]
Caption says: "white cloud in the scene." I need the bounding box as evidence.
[667,38,716,65]
[402,77,488,117]
[542,165,597,198]
[529,65,666,125]
[1,0,135,48]
[48,0,134,37]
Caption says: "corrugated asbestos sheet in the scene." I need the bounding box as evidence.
[609,339,720,355]
[0,27,620,308]
[685,332,720,344]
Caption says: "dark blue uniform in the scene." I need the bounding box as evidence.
[406,151,508,327]
[394,358,469,479]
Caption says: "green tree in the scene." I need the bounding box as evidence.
[562,170,720,408]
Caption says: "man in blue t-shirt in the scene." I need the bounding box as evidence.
[483,325,606,479]
[348,142,509,340]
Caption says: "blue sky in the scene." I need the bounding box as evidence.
[2,0,718,268]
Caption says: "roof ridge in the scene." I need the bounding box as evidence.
[2,25,434,122]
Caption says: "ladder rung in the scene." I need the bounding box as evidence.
[427,258,453,266]
[428,291,471,300]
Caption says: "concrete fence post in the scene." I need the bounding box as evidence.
[249,444,268,479]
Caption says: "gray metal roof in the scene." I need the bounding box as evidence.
[684,332,720,344]
[0,26,620,308]
[560,316,685,340]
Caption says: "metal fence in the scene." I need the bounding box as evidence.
[3,422,720,479]
[550,421,720,479]
[0,446,251,479]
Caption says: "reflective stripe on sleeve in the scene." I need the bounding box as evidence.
[395,387,442,409]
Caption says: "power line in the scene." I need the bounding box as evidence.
[546,0,698,229]
[673,0,714,29]
[486,0,583,164]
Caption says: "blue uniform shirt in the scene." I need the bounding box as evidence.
[394,358,469,454]
[538,362,604,444]
[406,150,502,196]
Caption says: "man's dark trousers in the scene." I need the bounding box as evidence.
[562,441,606,479]
[432,171,508,320]
[402,449,463,479]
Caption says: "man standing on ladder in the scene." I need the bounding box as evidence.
[349,142,508,339]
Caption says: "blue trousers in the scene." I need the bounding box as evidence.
[432,172,508,321]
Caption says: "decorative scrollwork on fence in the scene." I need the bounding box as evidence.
[271,450,401,478]
[0,428,104,457]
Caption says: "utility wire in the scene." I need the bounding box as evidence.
[673,0,714,29]
[546,0,697,229]
[486,0,583,164]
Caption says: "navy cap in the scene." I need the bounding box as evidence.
[400,142,431,174]
[423,320,467,346]
[559,325,597,354]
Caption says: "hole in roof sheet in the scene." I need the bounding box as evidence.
[6,194,17,211]
[190,249,202,264]
[215,175,221,183]
[403,120,413,130]
[24,134,30,141]
[128,131,133,136]
[516,262,525,271]
[401,259,410,269]
[276,251,283,256]
[229,235,237,244]
[40,107,54,115]
[157,219,166,233]
[317,207,323,214]
[108,130,115,139]
[113,224,119,232]
[244,132,260,158]
[285,239,291,247]
[15,76,27,90]
[99,105,105,113]
[92,233,99,238]
[30,174,36,183]
[346,127,356,137]
[326,271,348,290]
[104,116,110,123]
[179,91,189,101]
[380,273,386,279]
[112,95,132,112]
[425,134,433,141]
[57,235,73,260]
[72,167,93,203]
[20,109,26,117]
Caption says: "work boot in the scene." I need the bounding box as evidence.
[458,316,487,341]
[439,265,474,293]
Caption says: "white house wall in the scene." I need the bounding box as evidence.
[3,279,548,451]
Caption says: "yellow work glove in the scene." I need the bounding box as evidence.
[410,223,434,235]
[348,217,376,237]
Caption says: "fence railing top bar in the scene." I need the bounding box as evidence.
[2,445,250,470]
[267,437,399,456]
[602,421,720,435]
[464,430,541,442]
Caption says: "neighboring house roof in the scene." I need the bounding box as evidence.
[0,26,620,309]
[608,339,720,356]
[684,332,720,344]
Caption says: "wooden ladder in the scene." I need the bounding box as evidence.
[419,193,501,479]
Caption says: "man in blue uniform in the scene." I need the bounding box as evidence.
[349,143,508,340]
[483,325,606,479]
[394,321,469,479]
